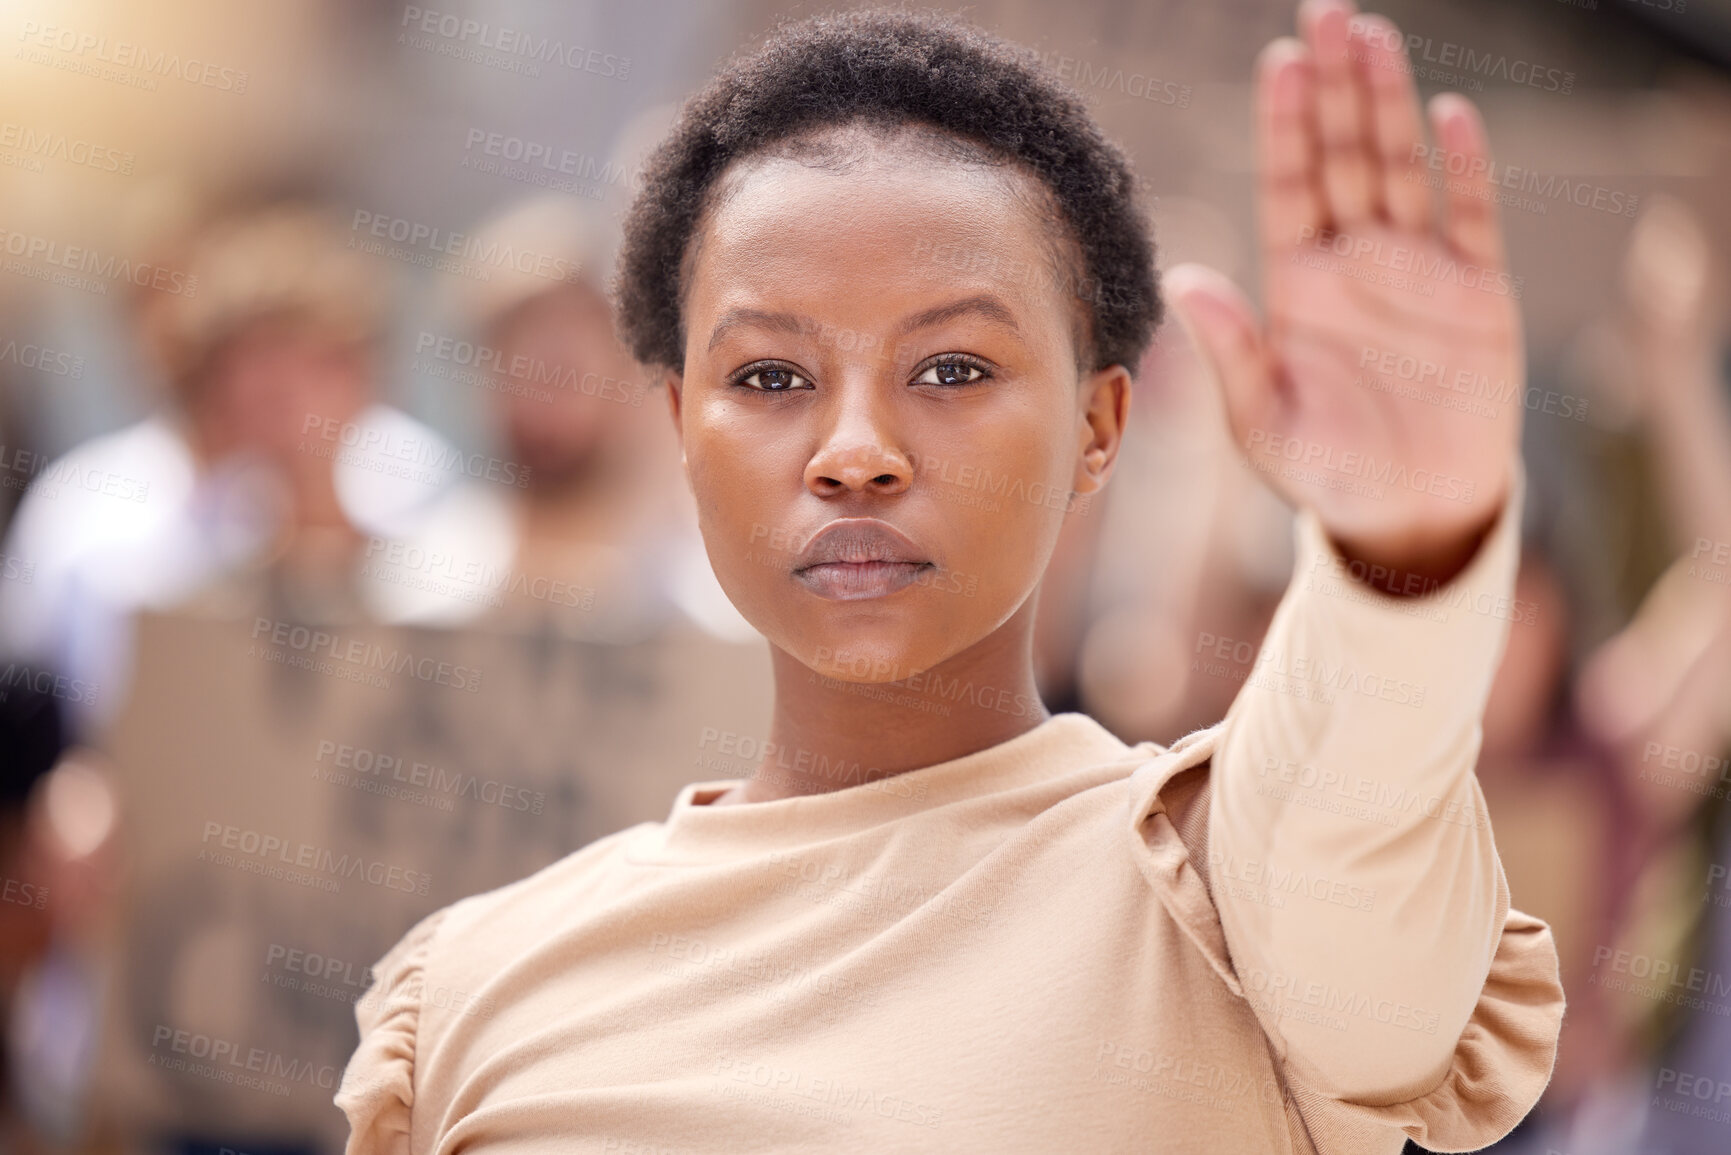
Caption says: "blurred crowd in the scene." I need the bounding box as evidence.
[0,1,1728,1154]
[0,188,772,1153]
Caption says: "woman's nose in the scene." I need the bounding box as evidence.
[803,388,913,497]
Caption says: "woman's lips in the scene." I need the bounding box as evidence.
[794,559,933,600]
[792,518,934,600]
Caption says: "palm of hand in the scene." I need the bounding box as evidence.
[1168,0,1524,580]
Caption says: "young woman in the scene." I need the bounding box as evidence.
[337,3,1564,1151]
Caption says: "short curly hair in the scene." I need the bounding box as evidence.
[614,7,1160,378]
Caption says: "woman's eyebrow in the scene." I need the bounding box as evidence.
[706,308,812,352]
[894,294,1019,337]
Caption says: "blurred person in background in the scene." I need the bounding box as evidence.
[1462,198,1731,1155]
[0,203,494,739]
[1070,329,1295,744]
[1585,198,1731,1155]
[364,196,751,644]
[0,673,119,1152]
[0,677,64,1153]
[45,197,768,1155]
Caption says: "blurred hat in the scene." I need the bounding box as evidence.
[452,194,613,335]
[145,203,388,400]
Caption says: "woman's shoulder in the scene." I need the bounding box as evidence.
[339,820,657,1132]
[419,820,656,965]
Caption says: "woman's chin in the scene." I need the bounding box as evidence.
[779,627,960,686]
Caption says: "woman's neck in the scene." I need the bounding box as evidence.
[717,599,1052,805]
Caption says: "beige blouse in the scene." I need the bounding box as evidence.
[336,474,1563,1153]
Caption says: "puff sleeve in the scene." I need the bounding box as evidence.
[1129,742,1564,1155]
[1283,907,1563,1152]
[335,909,448,1155]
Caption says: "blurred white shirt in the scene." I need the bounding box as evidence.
[0,403,756,736]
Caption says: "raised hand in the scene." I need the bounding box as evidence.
[1166,0,1523,586]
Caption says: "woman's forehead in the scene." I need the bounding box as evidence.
[692,150,1062,302]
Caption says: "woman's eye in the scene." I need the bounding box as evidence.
[913,361,987,387]
[738,366,810,391]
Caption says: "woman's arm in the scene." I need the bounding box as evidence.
[1164,0,1551,1104]
[1204,472,1522,1100]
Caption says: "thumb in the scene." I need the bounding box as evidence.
[1164,263,1277,451]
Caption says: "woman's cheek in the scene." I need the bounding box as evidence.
[937,488,1053,623]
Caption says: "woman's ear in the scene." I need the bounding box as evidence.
[1074,363,1131,495]
[663,369,686,468]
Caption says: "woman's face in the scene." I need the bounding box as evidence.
[672,131,1127,683]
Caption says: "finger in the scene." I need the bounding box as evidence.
[1300,0,1378,228]
[1622,195,1712,342]
[1255,37,1323,253]
[1430,93,1506,269]
[1164,264,1279,450]
[1348,13,1432,232]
